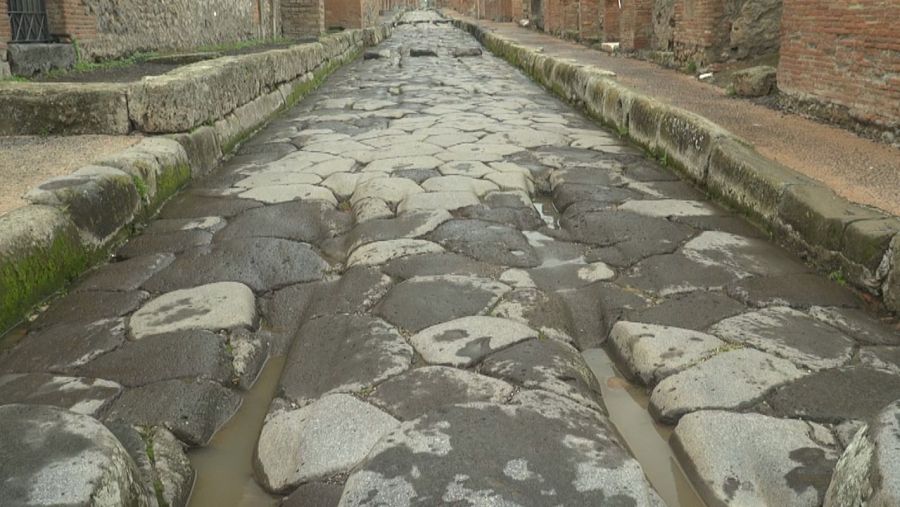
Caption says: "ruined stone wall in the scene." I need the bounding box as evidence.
[543,0,600,40]
[651,0,674,51]
[778,0,899,128]
[673,0,781,66]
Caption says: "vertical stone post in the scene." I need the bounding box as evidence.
[282,0,325,37]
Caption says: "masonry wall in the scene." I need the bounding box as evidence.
[778,0,899,128]
[603,0,620,42]
[673,0,781,65]
[619,0,652,50]
[326,0,363,28]
[282,0,325,38]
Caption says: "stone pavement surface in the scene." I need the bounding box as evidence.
[1,10,900,507]
[449,13,900,216]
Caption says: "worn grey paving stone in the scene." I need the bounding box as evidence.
[381,251,503,279]
[280,315,413,406]
[560,207,695,261]
[456,203,545,230]
[673,410,839,507]
[0,318,128,373]
[410,316,539,367]
[649,348,807,423]
[76,253,175,292]
[325,208,451,257]
[859,346,900,374]
[626,291,747,330]
[766,366,900,423]
[214,201,353,245]
[480,338,602,409]
[142,237,327,292]
[709,307,856,371]
[808,306,900,346]
[143,216,227,235]
[117,229,214,259]
[490,288,577,345]
[29,289,147,330]
[552,183,641,211]
[107,423,194,507]
[339,401,662,506]
[105,378,241,446]
[428,219,540,267]
[256,394,399,493]
[0,373,122,417]
[609,321,726,386]
[129,282,256,339]
[557,284,622,349]
[282,482,346,507]
[397,190,481,213]
[374,275,509,332]
[300,266,393,321]
[76,330,234,388]
[158,193,262,219]
[527,260,616,291]
[727,273,862,309]
[346,239,444,267]
[681,230,811,278]
[0,404,153,507]
[619,252,746,296]
[367,366,514,421]
[825,399,900,507]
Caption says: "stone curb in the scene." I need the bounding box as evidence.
[452,18,900,313]
[0,24,395,333]
[0,26,393,137]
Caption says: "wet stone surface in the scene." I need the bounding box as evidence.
[1,10,899,507]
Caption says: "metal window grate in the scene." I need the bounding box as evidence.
[8,0,50,43]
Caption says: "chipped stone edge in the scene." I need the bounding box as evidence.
[451,17,900,314]
[0,24,397,334]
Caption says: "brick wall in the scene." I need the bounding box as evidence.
[282,0,325,37]
[46,0,98,43]
[543,0,600,40]
[778,0,900,128]
[603,0,620,42]
[326,0,363,28]
[619,0,652,50]
[0,2,9,53]
[483,0,513,21]
[673,0,781,65]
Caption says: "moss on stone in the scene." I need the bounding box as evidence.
[153,163,191,208]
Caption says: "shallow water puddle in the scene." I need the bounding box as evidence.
[187,356,285,507]
[582,348,706,507]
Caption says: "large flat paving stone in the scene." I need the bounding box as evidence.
[490,288,578,345]
[766,366,900,423]
[727,273,862,309]
[76,253,175,292]
[0,373,121,417]
[374,275,509,332]
[105,378,241,446]
[367,366,515,420]
[649,348,807,423]
[214,201,352,245]
[0,404,153,506]
[609,321,726,386]
[410,316,539,367]
[280,315,414,406]
[346,239,444,267]
[480,338,602,409]
[673,410,839,507]
[339,400,663,506]
[709,307,856,371]
[129,282,256,339]
[142,237,327,292]
[328,208,451,255]
[825,399,900,506]
[0,317,129,373]
[382,251,503,279]
[255,394,399,493]
[428,219,540,267]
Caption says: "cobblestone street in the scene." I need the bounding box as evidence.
[1,10,899,507]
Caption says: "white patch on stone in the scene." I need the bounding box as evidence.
[347,239,445,267]
[239,184,337,205]
[410,316,538,367]
[129,282,256,339]
[619,199,718,218]
[576,262,615,282]
[397,191,480,213]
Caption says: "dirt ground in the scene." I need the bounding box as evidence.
[0,135,140,216]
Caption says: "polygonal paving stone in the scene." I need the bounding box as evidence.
[490,288,577,345]
[142,238,327,292]
[0,318,129,373]
[0,373,122,417]
[409,316,539,367]
[480,338,602,409]
[859,346,900,374]
[727,273,862,309]
[609,321,726,386]
[214,201,352,244]
[280,315,413,406]
[619,252,744,296]
[29,289,148,330]
[438,160,494,177]
[807,306,900,345]
[766,366,900,423]
[421,175,499,196]
[673,410,838,507]
[158,193,262,219]
[76,253,175,292]
[375,275,510,332]
[0,404,153,506]
[129,282,256,339]
[709,307,856,371]
[428,219,540,268]
[364,156,443,173]
[618,199,719,218]
[282,482,345,507]
[339,400,662,506]
[382,251,503,280]
[117,229,213,259]
[105,378,241,446]
[239,184,338,205]
[681,231,810,278]
[527,260,616,291]
[331,208,451,255]
[649,348,807,423]
[256,394,399,493]
[553,183,644,212]
[233,171,321,189]
[354,197,394,222]
[397,191,480,213]
[560,208,694,263]
[347,239,444,267]
[351,177,424,206]
[625,291,747,331]
[484,171,533,193]
[367,366,515,420]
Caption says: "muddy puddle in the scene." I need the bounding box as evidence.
[583,348,706,507]
[187,356,285,507]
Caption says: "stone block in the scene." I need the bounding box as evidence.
[601,81,635,134]
[777,184,883,253]
[657,108,728,183]
[0,83,130,135]
[169,126,222,178]
[24,165,140,247]
[883,235,900,313]
[0,61,10,79]
[214,87,286,154]
[841,218,900,291]
[627,95,666,151]
[731,65,777,97]
[7,43,75,76]
[0,206,88,332]
[707,136,813,224]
